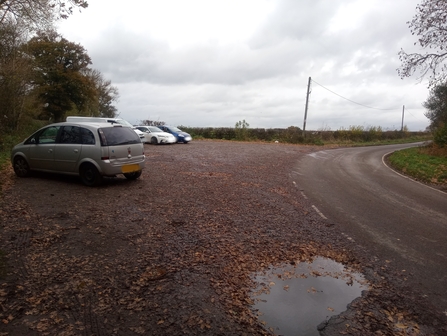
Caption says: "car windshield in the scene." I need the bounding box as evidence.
[100,127,140,146]
[149,127,163,132]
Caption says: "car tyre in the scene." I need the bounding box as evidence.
[80,163,103,187]
[124,170,142,180]
[151,137,158,145]
[13,156,31,177]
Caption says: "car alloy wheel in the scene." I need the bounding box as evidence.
[13,156,31,177]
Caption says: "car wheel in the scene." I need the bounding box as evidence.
[13,156,31,177]
[151,137,158,145]
[124,170,142,180]
[80,163,103,187]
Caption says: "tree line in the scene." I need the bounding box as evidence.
[180,123,428,145]
[1,0,118,134]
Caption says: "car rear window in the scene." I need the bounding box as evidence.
[99,127,140,146]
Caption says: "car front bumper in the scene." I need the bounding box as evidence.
[178,136,192,143]
[160,137,177,144]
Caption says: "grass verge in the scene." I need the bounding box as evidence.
[387,144,447,186]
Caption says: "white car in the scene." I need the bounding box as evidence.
[133,128,146,143]
[66,116,146,143]
[135,126,177,145]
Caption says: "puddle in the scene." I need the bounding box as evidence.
[251,257,369,336]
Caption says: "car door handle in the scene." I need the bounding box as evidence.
[74,149,79,153]
[48,149,53,153]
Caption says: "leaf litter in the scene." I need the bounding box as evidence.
[0,141,446,335]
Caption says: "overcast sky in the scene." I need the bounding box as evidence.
[57,0,430,131]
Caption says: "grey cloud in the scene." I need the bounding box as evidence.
[60,0,428,131]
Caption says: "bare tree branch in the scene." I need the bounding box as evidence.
[0,0,88,28]
[398,0,447,87]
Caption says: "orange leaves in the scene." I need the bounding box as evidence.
[2,314,13,324]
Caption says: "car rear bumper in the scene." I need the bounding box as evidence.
[99,159,145,176]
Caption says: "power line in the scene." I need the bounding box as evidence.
[311,79,399,111]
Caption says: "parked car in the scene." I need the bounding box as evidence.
[11,122,145,186]
[157,126,192,143]
[133,128,146,143]
[66,116,146,143]
[134,126,177,145]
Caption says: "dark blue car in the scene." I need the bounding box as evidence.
[158,126,192,143]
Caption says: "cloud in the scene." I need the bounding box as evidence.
[57,0,429,131]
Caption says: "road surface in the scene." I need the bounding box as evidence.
[294,143,447,313]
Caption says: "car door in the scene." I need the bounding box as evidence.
[27,126,60,171]
[53,126,83,173]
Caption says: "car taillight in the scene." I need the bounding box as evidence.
[101,156,109,160]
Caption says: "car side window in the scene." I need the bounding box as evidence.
[80,127,95,145]
[60,126,82,144]
[37,126,60,144]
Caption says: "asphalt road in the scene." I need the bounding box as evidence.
[294,143,447,314]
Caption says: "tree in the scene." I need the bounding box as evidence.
[235,119,249,140]
[91,69,119,118]
[79,69,119,118]
[398,0,447,87]
[0,19,33,131]
[140,120,165,126]
[25,30,94,122]
[422,82,447,146]
[0,0,88,29]
[423,83,447,128]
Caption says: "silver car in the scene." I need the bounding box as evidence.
[135,126,177,145]
[11,122,145,186]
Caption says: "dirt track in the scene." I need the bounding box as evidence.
[1,140,446,335]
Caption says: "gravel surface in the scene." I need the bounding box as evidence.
[1,140,446,335]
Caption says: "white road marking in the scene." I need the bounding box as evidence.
[312,205,327,219]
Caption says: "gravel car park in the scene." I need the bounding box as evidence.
[2,141,446,335]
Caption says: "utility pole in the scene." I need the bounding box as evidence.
[303,77,311,137]
[401,105,405,131]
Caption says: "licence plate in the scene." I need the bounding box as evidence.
[122,164,139,173]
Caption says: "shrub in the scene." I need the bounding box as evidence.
[433,124,447,147]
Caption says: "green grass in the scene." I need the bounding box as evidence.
[388,146,447,185]
[0,120,48,174]
[332,135,433,147]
